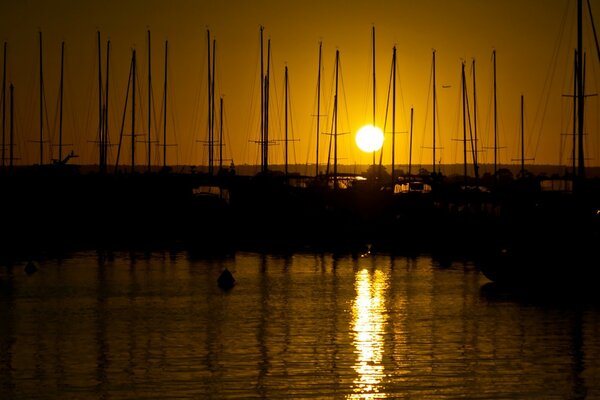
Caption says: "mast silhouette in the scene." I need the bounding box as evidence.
[334,50,339,189]
[520,95,525,176]
[432,50,437,175]
[408,107,414,177]
[577,0,585,178]
[2,42,6,171]
[493,50,498,179]
[97,31,103,171]
[461,62,467,184]
[471,59,479,185]
[104,40,110,172]
[58,41,64,162]
[371,26,376,167]
[39,31,44,165]
[163,40,168,169]
[285,65,289,176]
[391,46,396,182]
[131,49,136,173]
[9,83,13,171]
[315,41,322,176]
[219,96,223,172]
[147,30,152,172]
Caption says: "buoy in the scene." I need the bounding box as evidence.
[217,268,235,290]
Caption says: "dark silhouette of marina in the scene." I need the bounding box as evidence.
[0,1,599,293]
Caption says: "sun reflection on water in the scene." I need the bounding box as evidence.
[348,268,389,399]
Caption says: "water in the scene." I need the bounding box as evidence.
[1,250,599,399]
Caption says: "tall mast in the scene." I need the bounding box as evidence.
[520,94,525,177]
[285,65,289,176]
[39,31,44,165]
[315,41,322,176]
[334,50,339,189]
[408,107,414,177]
[219,96,223,172]
[2,42,6,171]
[8,83,15,172]
[147,30,152,172]
[207,29,213,175]
[461,62,467,184]
[577,0,585,178]
[163,40,168,169]
[493,50,498,179]
[58,41,64,162]
[212,38,216,174]
[432,50,437,175]
[131,49,136,173]
[9,83,13,171]
[372,26,376,167]
[97,31,103,171]
[391,46,396,182]
[573,50,577,176]
[472,58,479,185]
[260,26,264,172]
[265,39,271,172]
[104,40,110,172]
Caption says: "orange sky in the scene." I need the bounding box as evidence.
[0,0,598,172]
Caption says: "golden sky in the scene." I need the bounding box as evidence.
[0,0,598,171]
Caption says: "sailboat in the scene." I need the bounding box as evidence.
[476,0,600,290]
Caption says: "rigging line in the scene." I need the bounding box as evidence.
[379,57,393,167]
[586,0,600,64]
[115,56,133,170]
[532,0,571,160]
[286,75,298,166]
[419,57,434,170]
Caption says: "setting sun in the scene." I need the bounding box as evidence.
[355,125,384,153]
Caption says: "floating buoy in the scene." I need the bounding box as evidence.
[217,268,235,290]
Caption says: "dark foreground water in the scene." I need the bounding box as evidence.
[1,251,599,399]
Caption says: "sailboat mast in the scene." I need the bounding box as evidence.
[97,31,103,171]
[163,40,168,169]
[207,29,212,175]
[260,27,264,172]
[104,40,110,171]
[58,41,64,163]
[391,46,396,182]
[572,50,577,176]
[9,83,13,171]
[408,107,414,177]
[461,62,467,184]
[211,38,216,175]
[334,49,339,189]
[372,26,376,167]
[432,50,437,175]
[493,50,498,179]
[2,42,6,171]
[521,94,525,177]
[147,30,152,172]
[472,59,479,185]
[219,96,223,172]
[265,39,271,172]
[316,41,321,176]
[285,65,289,176]
[577,0,585,178]
[131,49,136,173]
[39,31,44,165]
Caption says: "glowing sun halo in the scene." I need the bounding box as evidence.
[355,125,384,153]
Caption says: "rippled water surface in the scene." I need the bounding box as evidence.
[1,251,599,399]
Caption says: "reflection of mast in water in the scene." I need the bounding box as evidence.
[349,268,389,398]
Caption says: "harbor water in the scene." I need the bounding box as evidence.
[1,250,599,399]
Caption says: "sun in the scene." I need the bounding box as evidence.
[355,125,384,153]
